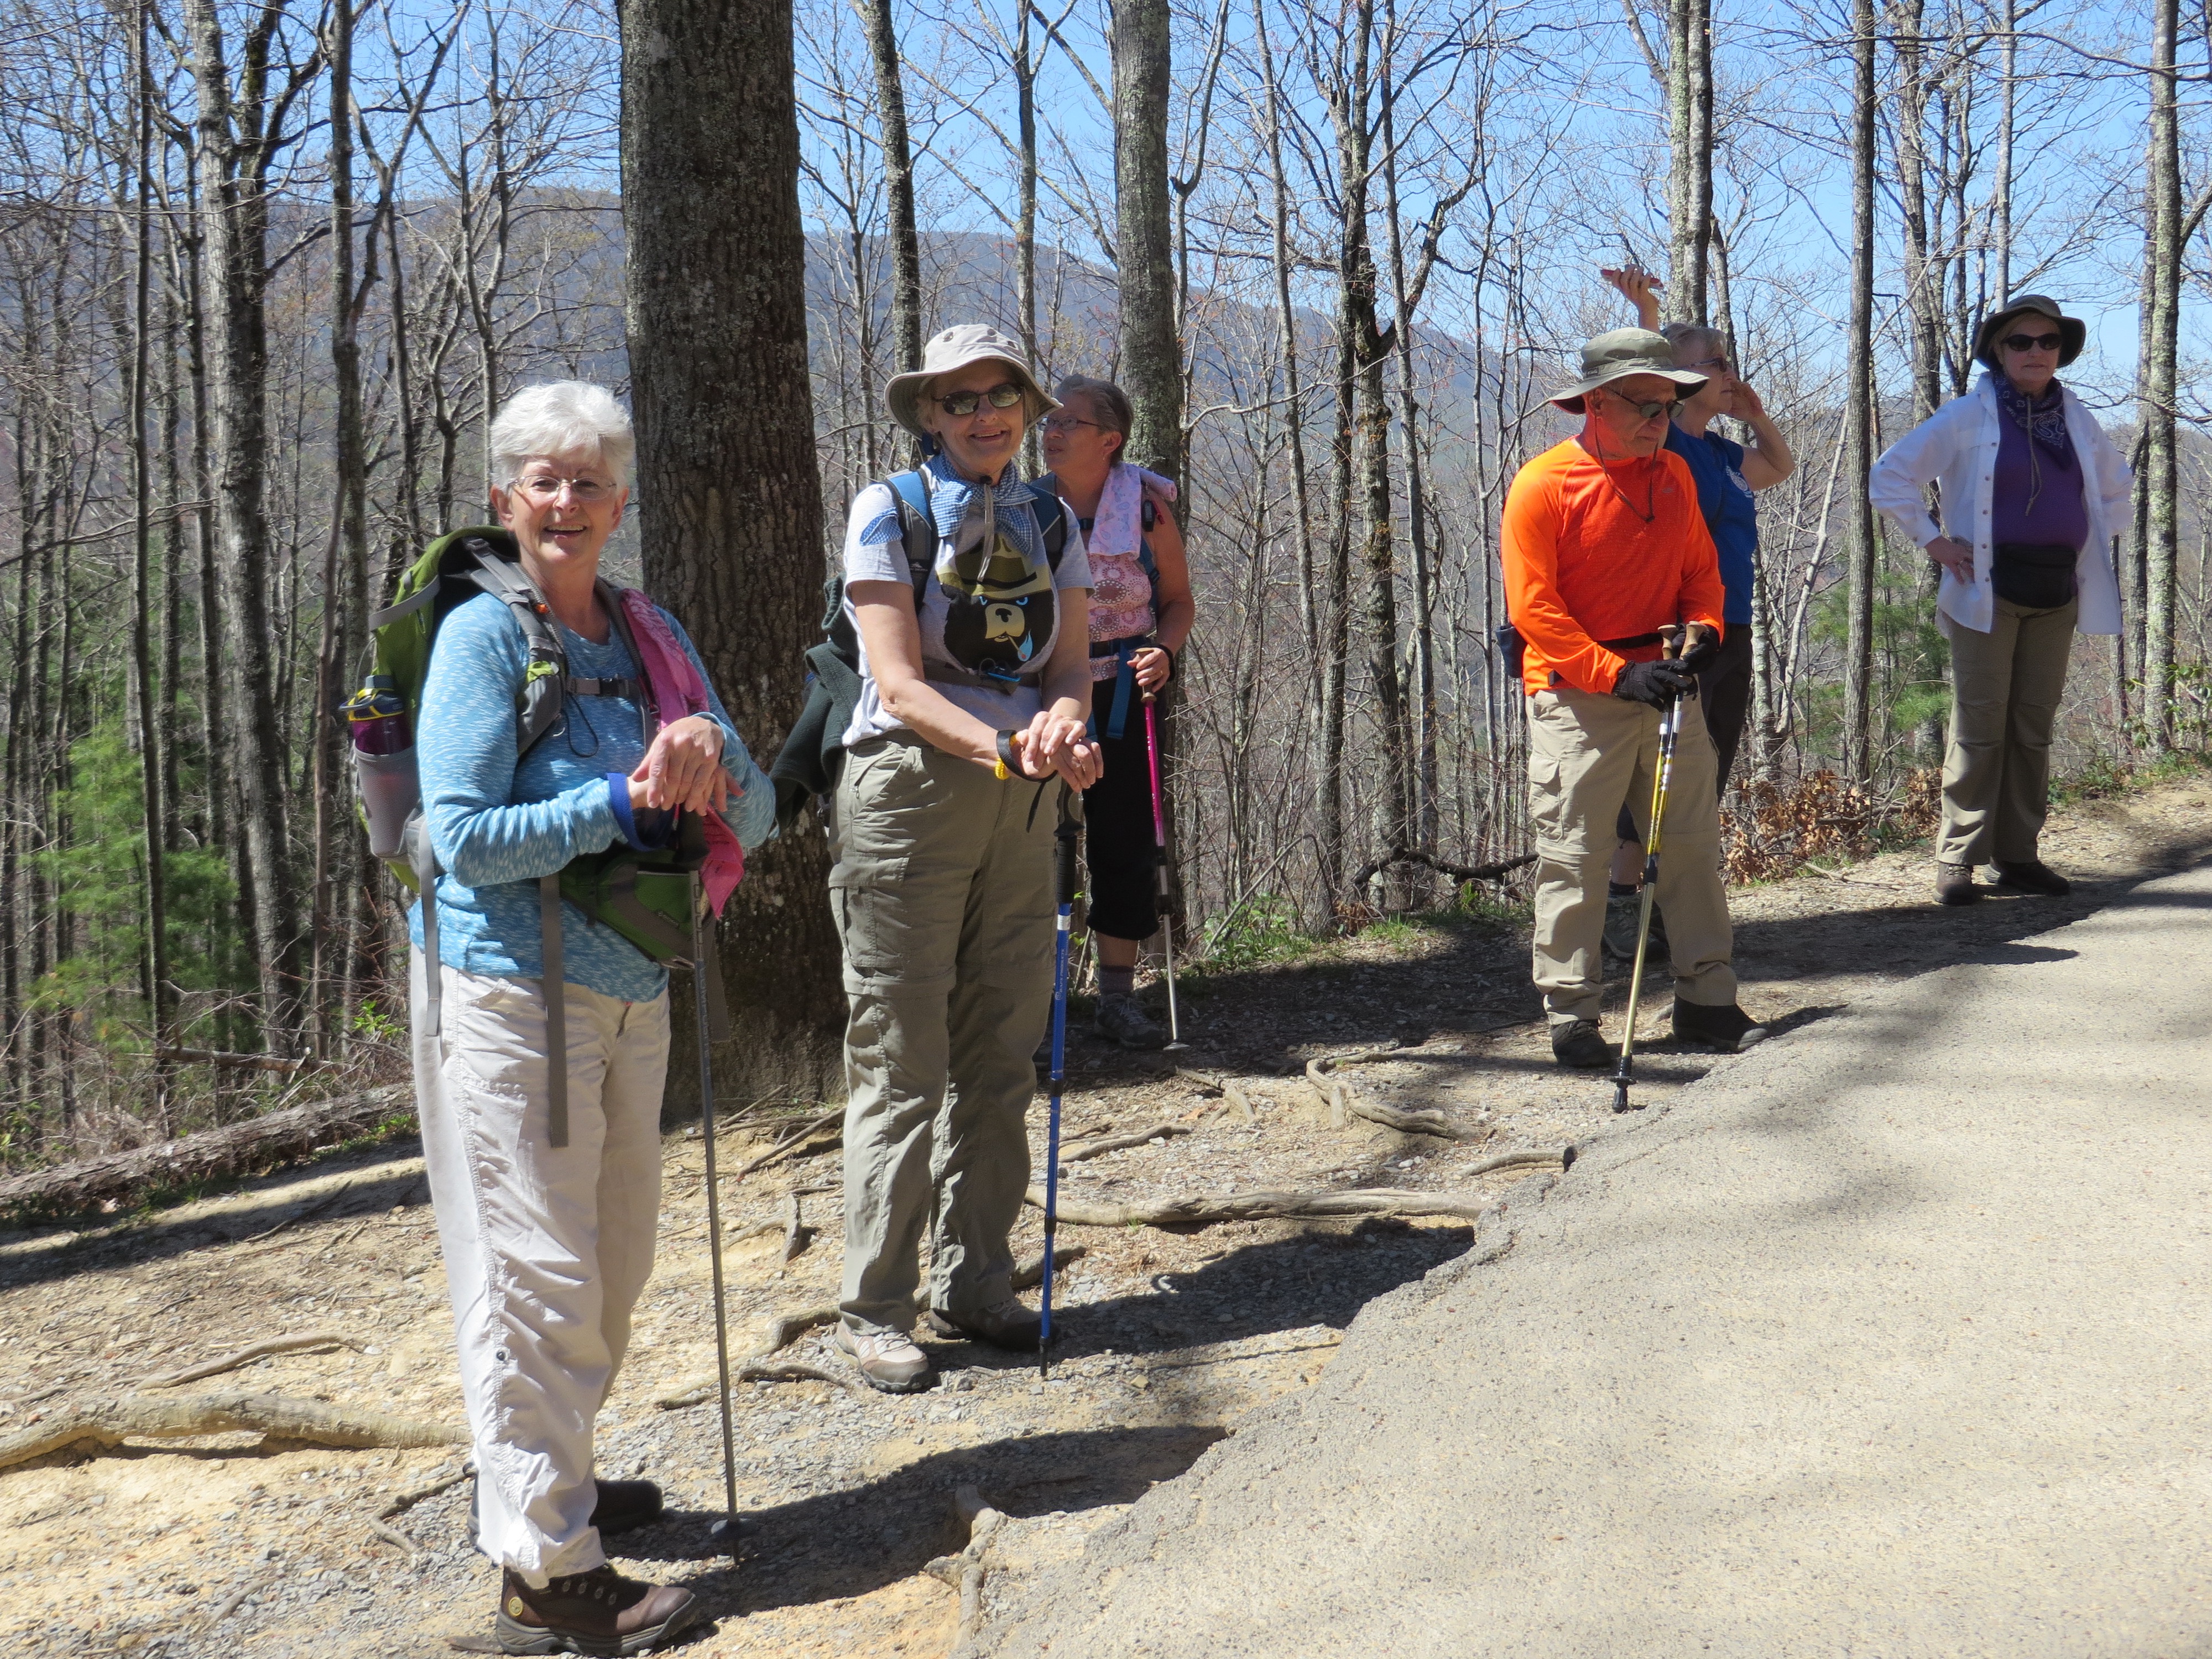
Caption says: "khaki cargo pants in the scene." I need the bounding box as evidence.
[830,732,1056,1337]
[1527,686,1737,1025]
[1937,596,2078,867]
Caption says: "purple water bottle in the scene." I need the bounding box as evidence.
[344,675,410,755]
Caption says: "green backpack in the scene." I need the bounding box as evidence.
[352,526,724,1145]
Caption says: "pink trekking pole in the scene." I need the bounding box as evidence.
[1141,691,1186,1051]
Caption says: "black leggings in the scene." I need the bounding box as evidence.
[1083,721,1161,943]
[1615,627,1756,843]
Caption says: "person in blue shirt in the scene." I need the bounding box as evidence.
[1599,268,1796,959]
[408,380,773,1655]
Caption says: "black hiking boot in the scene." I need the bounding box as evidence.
[494,1565,701,1655]
[1672,1000,1769,1054]
[1995,859,2070,896]
[471,1479,666,1552]
[1551,1019,1615,1070]
[1934,862,1980,905]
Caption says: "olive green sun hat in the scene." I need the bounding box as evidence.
[1543,327,1710,414]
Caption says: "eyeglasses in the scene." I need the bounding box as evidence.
[514,474,615,503]
[935,382,1024,417]
[2002,332,2063,352]
[1040,414,1102,435]
[1599,390,1683,421]
[1683,356,1732,373]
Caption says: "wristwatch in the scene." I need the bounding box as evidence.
[994,729,1025,780]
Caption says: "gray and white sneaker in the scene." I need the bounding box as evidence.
[1093,993,1166,1050]
[832,1322,932,1392]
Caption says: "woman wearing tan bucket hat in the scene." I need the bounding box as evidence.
[828,324,1100,1392]
[1870,295,2130,906]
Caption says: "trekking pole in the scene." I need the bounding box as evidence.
[1612,629,1690,1115]
[1141,691,1186,1051]
[688,868,740,1545]
[1040,785,1082,1380]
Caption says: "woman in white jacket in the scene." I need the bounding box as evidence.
[1869,294,2130,906]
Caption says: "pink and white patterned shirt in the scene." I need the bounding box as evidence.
[1079,463,1176,680]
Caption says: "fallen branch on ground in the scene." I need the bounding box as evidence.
[153,1046,327,1074]
[1305,1050,1491,1141]
[0,1085,412,1227]
[0,1391,465,1472]
[143,1330,366,1390]
[1021,1166,1561,1229]
[654,1361,859,1407]
[1349,847,1537,891]
[924,1484,1008,1646]
[781,1191,814,1263]
[368,1518,423,1557]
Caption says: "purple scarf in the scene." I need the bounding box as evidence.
[1992,373,2072,516]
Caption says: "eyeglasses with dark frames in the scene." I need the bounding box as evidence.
[1040,414,1103,435]
[935,382,1025,417]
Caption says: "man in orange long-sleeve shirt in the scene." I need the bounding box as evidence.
[1503,330,1766,1067]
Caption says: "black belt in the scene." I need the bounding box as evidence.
[1597,632,1665,652]
[1090,633,1155,658]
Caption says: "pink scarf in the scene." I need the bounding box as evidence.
[618,589,745,916]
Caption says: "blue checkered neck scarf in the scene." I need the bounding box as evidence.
[855,452,1047,571]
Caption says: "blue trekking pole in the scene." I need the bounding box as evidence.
[1039,785,1082,1379]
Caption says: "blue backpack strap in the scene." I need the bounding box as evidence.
[885,469,936,604]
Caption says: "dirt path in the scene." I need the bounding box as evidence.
[3,770,2207,1658]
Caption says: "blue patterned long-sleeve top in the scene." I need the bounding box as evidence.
[409,591,776,1002]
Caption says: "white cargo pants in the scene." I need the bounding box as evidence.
[409,950,670,1585]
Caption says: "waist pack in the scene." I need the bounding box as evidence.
[1991,542,2079,611]
[770,469,1067,829]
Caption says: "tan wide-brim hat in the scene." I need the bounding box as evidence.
[885,325,1058,439]
[1974,294,2086,369]
[1543,327,1710,414]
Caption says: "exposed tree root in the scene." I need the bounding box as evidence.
[143,1329,365,1390]
[378,1462,473,1520]
[651,1248,1088,1410]
[1306,1050,1493,1141]
[1174,1068,1255,1124]
[1061,1121,1193,1163]
[1021,1167,1561,1229]
[1348,847,1537,891]
[727,1108,844,1183]
[0,1391,465,1471]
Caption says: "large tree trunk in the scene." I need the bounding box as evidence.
[183,0,302,1045]
[1663,0,1712,325]
[1112,0,1182,484]
[862,0,923,378]
[2138,0,2180,756]
[622,0,844,1110]
[1840,0,1877,781]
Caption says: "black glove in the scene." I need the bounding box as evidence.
[1613,658,1697,707]
[1676,623,1721,672]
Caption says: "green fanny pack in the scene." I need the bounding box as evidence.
[559,811,711,964]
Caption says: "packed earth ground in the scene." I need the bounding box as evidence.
[3,763,2210,1658]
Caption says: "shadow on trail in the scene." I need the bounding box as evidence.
[936,1220,1475,1367]
[627,1424,1225,1618]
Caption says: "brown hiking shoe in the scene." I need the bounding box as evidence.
[1934,862,1980,905]
[1994,859,2070,896]
[924,1296,1045,1352]
[494,1565,702,1656]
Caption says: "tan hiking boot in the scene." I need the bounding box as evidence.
[494,1564,701,1655]
[832,1321,932,1392]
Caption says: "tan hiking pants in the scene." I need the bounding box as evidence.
[1937,597,2078,867]
[829,732,1056,1337]
[1527,686,1737,1024]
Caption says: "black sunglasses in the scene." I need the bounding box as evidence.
[1599,389,1683,421]
[2002,332,2063,352]
[935,382,1024,416]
